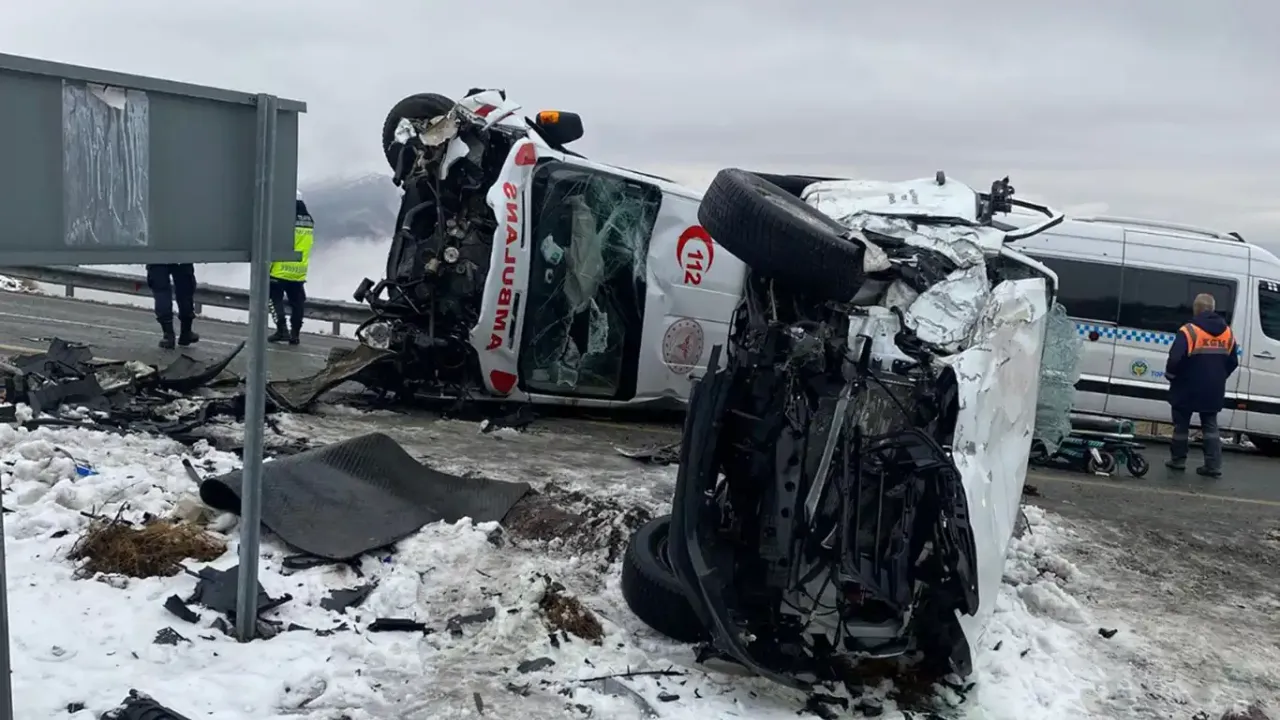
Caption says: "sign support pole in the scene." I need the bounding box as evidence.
[235,93,278,641]
[0,497,13,720]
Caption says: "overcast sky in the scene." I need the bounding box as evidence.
[3,0,1277,244]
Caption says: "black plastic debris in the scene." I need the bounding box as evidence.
[481,404,536,434]
[154,342,245,393]
[447,606,496,636]
[152,627,190,646]
[187,565,291,619]
[615,441,681,466]
[100,689,194,720]
[211,616,284,640]
[1098,627,1118,639]
[657,692,679,703]
[28,376,108,416]
[516,657,556,674]
[12,338,92,379]
[320,583,376,613]
[162,595,200,624]
[367,618,428,633]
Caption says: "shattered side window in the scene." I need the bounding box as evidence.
[519,162,661,399]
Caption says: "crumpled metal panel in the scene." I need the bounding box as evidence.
[903,263,991,352]
[935,276,1049,646]
[801,178,1007,256]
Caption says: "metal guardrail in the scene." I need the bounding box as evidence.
[0,265,372,335]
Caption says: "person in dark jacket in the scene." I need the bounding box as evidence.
[1164,293,1238,477]
[145,263,199,349]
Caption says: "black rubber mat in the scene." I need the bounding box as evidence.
[199,432,531,560]
[266,343,394,411]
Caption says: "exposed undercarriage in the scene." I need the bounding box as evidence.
[673,275,978,687]
[621,168,1075,691]
[347,92,523,400]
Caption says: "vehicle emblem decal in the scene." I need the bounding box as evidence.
[662,318,705,375]
[676,226,714,286]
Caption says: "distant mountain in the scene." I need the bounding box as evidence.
[301,174,401,243]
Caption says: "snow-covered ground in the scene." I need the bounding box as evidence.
[0,405,1196,718]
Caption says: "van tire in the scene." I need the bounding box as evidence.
[696,168,867,302]
[382,93,455,171]
[1249,435,1280,457]
[620,516,706,643]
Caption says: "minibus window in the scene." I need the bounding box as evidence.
[1118,267,1235,334]
[1024,254,1121,323]
[1258,281,1280,341]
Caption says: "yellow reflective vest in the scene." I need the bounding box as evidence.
[271,205,314,282]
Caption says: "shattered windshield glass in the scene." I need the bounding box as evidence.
[519,162,661,398]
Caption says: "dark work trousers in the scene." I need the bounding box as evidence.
[145,264,196,325]
[269,278,306,331]
[1170,407,1223,471]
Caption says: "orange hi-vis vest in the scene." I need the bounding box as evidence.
[1179,323,1235,356]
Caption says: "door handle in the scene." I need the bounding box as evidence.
[1254,351,1275,360]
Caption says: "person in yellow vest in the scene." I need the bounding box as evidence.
[1164,293,1239,477]
[268,194,314,345]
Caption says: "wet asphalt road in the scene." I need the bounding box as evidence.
[2,290,1277,712]
[0,289,352,379]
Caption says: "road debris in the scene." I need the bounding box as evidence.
[0,337,284,453]
[101,690,197,719]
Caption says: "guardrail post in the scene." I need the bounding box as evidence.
[64,284,73,298]
[193,302,203,315]
[331,320,340,336]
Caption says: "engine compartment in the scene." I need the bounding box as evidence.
[351,90,541,399]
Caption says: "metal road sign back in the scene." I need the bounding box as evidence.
[0,52,304,265]
[0,52,307,719]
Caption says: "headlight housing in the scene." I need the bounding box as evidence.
[358,321,394,350]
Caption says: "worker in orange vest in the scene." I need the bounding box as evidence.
[1164,293,1238,477]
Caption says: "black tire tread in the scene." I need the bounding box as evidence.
[696,169,865,302]
[381,93,455,170]
[620,516,705,643]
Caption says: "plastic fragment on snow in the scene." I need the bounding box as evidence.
[163,595,200,623]
[100,689,195,720]
[187,564,292,618]
[517,657,556,673]
[153,627,190,646]
[320,583,377,613]
[367,618,429,633]
[447,606,497,636]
